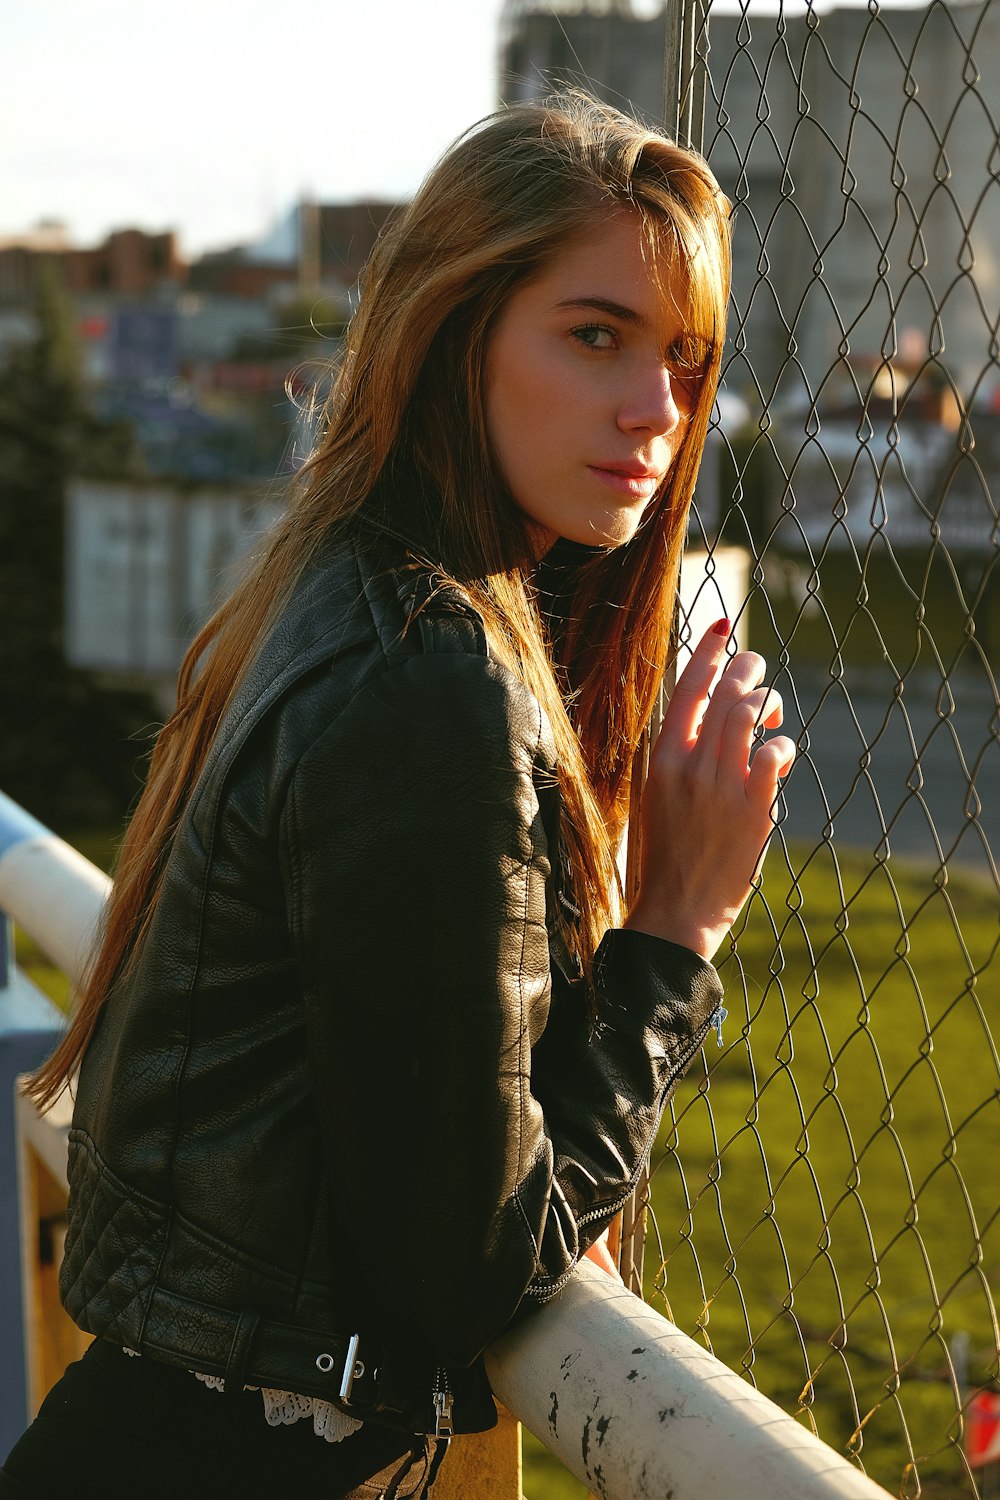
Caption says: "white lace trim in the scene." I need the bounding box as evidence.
[122,1347,363,1444]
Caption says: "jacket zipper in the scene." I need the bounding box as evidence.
[710,1002,728,1048]
[433,1367,454,1437]
[523,1008,721,1301]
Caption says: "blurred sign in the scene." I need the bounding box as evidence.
[771,416,995,551]
[968,1390,1000,1468]
[108,306,178,381]
[65,480,283,683]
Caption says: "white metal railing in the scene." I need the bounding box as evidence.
[0,794,894,1499]
[487,1262,892,1498]
[0,792,110,978]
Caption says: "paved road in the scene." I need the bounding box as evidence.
[770,668,999,883]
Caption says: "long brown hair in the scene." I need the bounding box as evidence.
[30,92,731,1108]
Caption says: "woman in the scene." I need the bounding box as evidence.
[4,94,793,1498]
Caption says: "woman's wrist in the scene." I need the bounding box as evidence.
[623,904,720,961]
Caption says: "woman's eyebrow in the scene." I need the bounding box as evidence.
[554,295,646,326]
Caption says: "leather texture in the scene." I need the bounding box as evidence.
[62,527,725,1435]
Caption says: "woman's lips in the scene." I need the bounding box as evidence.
[587,464,661,498]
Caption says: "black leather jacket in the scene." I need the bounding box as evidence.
[61,529,725,1437]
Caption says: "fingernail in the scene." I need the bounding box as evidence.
[712,617,731,636]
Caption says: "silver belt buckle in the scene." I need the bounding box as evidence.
[339,1333,362,1403]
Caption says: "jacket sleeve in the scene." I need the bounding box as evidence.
[280,648,723,1368]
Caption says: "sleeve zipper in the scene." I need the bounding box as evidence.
[523,1003,722,1302]
[710,1003,728,1048]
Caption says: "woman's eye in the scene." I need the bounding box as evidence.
[571,323,617,351]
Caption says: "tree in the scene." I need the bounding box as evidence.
[0,259,156,830]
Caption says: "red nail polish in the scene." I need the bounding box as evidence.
[712,618,731,636]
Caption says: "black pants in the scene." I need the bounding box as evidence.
[1,1340,446,1499]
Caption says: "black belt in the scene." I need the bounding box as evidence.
[127,1283,498,1435]
[137,1285,385,1411]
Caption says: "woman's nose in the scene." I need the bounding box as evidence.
[617,364,684,436]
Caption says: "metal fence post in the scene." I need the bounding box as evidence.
[664,0,709,152]
[615,0,715,1305]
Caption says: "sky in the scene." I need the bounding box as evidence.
[2,0,932,259]
[2,0,503,256]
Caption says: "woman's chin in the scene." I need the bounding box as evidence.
[567,511,644,550]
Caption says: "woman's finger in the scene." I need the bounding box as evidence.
[745,735,797,810]
[658,618,733,753]
[717,687,784,787]
[694,649,768,767]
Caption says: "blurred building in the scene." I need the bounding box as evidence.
[1,202,400,695]
[500,0,667,124]
[498,0,1000,555]
[188,199,400,301]
[0,224,184,303]
[498,0,1000,407]
[0,196,397,482]
[0,222,74,302]
[64,228,184,297]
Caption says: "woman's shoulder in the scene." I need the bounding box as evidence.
[361,539,490,661]
[244,526,490,696]
[353,537,544,732]
[288,526,486,658]
[274,528,549,757]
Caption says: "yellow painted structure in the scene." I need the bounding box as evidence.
[15,1085,88,1419]
[434,1408,522,1499]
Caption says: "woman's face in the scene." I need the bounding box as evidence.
[485,210,704,554]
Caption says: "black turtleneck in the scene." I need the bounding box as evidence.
[533,537,607,672]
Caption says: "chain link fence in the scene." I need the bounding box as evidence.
[654,5,999,1497]
[503,2,999,1495]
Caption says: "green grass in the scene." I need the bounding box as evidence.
[15,927,73,1012]
[745,542,997,685]
[522,1429,590,1500]
[523,845,997,1498]
[644,844,998,1499]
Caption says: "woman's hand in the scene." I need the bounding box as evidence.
[583,1227,623,1281]
[625,619,795,961]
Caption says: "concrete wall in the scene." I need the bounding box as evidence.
[64,480,283,701]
